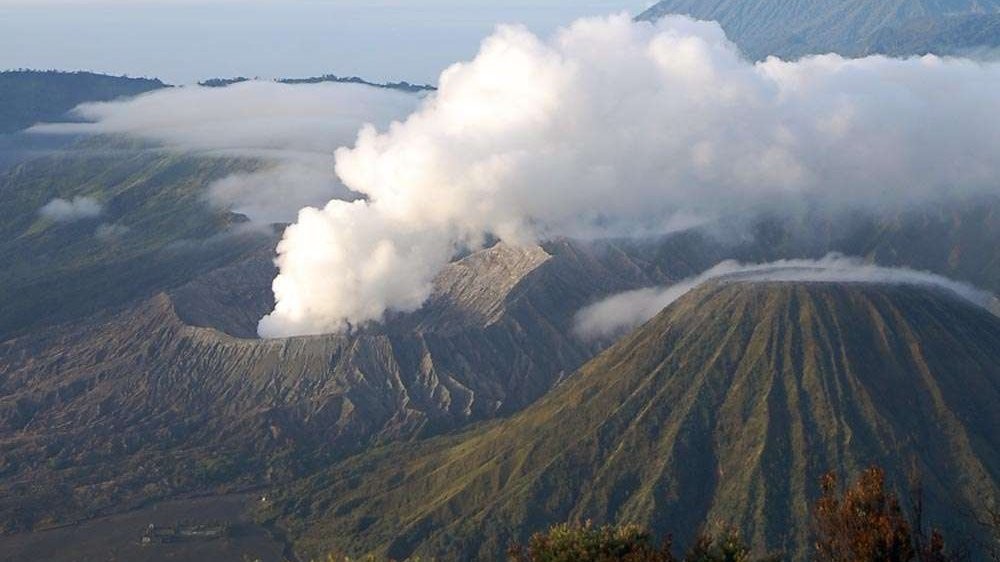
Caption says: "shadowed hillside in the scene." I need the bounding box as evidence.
[0,240,684,534]
[862,14,1000,56]
[0,70,166,134]
[2,136,1000,556]
[0,143,272,339]
[270,281,1000,561]
[3,194,1000,542]
[637,0,1000,58]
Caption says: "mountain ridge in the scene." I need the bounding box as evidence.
[270,280,1000,561]
[0,70,166,134]
[862,13,1000,55]
[637,0,1000,58]
[0,239,677,533]
[3,141,1000,555]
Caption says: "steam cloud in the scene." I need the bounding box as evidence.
[32,81,421,223]
[256,13,1000,337]
[38,196,102,222]
[574,254,998,339]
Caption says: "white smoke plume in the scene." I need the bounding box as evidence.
[574,254,998,339]
[31,81,421,223]
[256,13,1000,337]
[38,196,102,222]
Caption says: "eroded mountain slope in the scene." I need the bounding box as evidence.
[0,240,681,532]
[3,166,1000,540]
[273,281,1000,561]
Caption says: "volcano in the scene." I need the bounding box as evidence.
[274,280,1000,560]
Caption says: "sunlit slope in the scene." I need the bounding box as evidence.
[276,281,1000,561]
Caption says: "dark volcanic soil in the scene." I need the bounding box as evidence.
[0,493,289,562]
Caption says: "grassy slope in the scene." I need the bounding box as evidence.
[0,141,272,339]
[272,282,1000,561]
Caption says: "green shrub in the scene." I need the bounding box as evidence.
[508,521,673,562]
[507,521,778,562]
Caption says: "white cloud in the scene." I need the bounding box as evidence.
[255,14,1000,337]
[204,157,354,225]
[573,254,998,339]
[38,196,102,222]
[95,222,130,240]
[32,80,422,223]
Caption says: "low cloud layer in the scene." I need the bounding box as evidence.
[38,196,102,222]
[32,81,421,223]
[254,14,1000,337]
[574,254,997,339]
[203,158,352,225]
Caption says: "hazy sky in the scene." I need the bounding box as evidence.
[0,0,652,84]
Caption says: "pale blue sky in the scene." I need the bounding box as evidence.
[0,1,653,85]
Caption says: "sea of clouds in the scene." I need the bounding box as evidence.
[32,80,422,223]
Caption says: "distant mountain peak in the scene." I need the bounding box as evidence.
[637,0,1000,58]
[198,73,436,93]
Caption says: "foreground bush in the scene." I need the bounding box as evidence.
[507,521,778,562]
[507,521,673,562]
[318,465,976,561]
[814,467,962,562]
